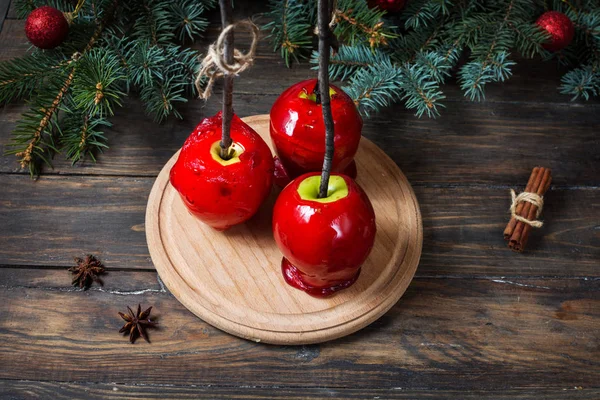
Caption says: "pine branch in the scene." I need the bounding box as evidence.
[6,70,75,174]
[6,0,117,176]
[59,109,111,164]
[344,62,403,117]
[399,62,445,117]
[390,24,437,63]
[264,0,313,67]
[0,52,68,105]
[130,0,175,46]
[509,20,549,58]
[71,47,127,117]
[459,51,516,101]
[169,0,214,43]
[560,65,600,100]
[310,44,392,80]
[334,0,397,48]
[413,50,453,83]
[127,40,167,86]
[140,77,186,122]
[14,0,73,18]
[402,0,452,30]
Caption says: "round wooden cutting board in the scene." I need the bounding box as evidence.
[146,114,422,345]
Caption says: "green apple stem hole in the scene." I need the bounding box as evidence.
[210,141,244,165]
[298,175,349,204]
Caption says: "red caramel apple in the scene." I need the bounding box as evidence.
[170,112,274,230]
[272,173,376,297]
[270,79,362,179]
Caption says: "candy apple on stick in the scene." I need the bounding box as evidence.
[272,0,376,297]
[270,80,362,180]
[170,0,274,231]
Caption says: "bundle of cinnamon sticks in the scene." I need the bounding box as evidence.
[504,167,552,252]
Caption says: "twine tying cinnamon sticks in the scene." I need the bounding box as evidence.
[509,191,544,228]
[195,20,259,100]
[504,167,552,252]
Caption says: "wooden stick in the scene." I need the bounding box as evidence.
[504,167,539,239]
[317,0,335,199]
[219,0,234,160]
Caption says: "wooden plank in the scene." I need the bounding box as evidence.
[2,96,599,187]
[6,0,15,19]
[0,269,597,390]
[0,380,597,399]
[0,175,598,276]
[0,0,10,32]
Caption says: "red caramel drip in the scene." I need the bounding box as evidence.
[281,258,361,298]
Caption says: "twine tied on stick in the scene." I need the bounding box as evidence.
[509,190,545,228]
[195,20,259,100]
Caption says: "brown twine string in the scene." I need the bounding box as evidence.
[509,190,545,228]
[195,20,259,100]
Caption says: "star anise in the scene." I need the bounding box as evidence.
[118,304,157,344]
[68,254,105,288]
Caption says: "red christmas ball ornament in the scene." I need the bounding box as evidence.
[367,0,407,13]
[25,6,70,49]
[170,112,274,231]
[536,11,574,52]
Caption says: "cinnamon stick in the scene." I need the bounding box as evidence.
[517,172,552,251]
[503,167,539,240]
[508,168,552,252]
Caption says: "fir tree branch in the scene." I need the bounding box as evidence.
[344,62,403,117]
[560,65,600,100]
[0,53,69,105]
[334,0,396,48]
[399,62,445,117]
[71,47,127,117]
[266,0,600,116]
[170,0,213,43]
[310,45,392,80]
[264,0,313,67]
[14,68,75,171]
[59,109,111,164]
[7,0,117,175]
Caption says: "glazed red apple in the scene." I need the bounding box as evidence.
[170,112,274,230]
[270,79,363,179]
[273,172,376,297]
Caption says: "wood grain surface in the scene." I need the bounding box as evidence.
[1,175,596,276]
[1,383,597,400]
[0,0,598,398]
[0,269,598,391]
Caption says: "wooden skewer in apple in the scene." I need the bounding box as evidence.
[169,0,274,231]
[269,1,362,185]
[272,0,378,297]
[316,0,336,199]
[219,0,234,160]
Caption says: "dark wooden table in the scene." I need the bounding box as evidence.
[1,2,599,399]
